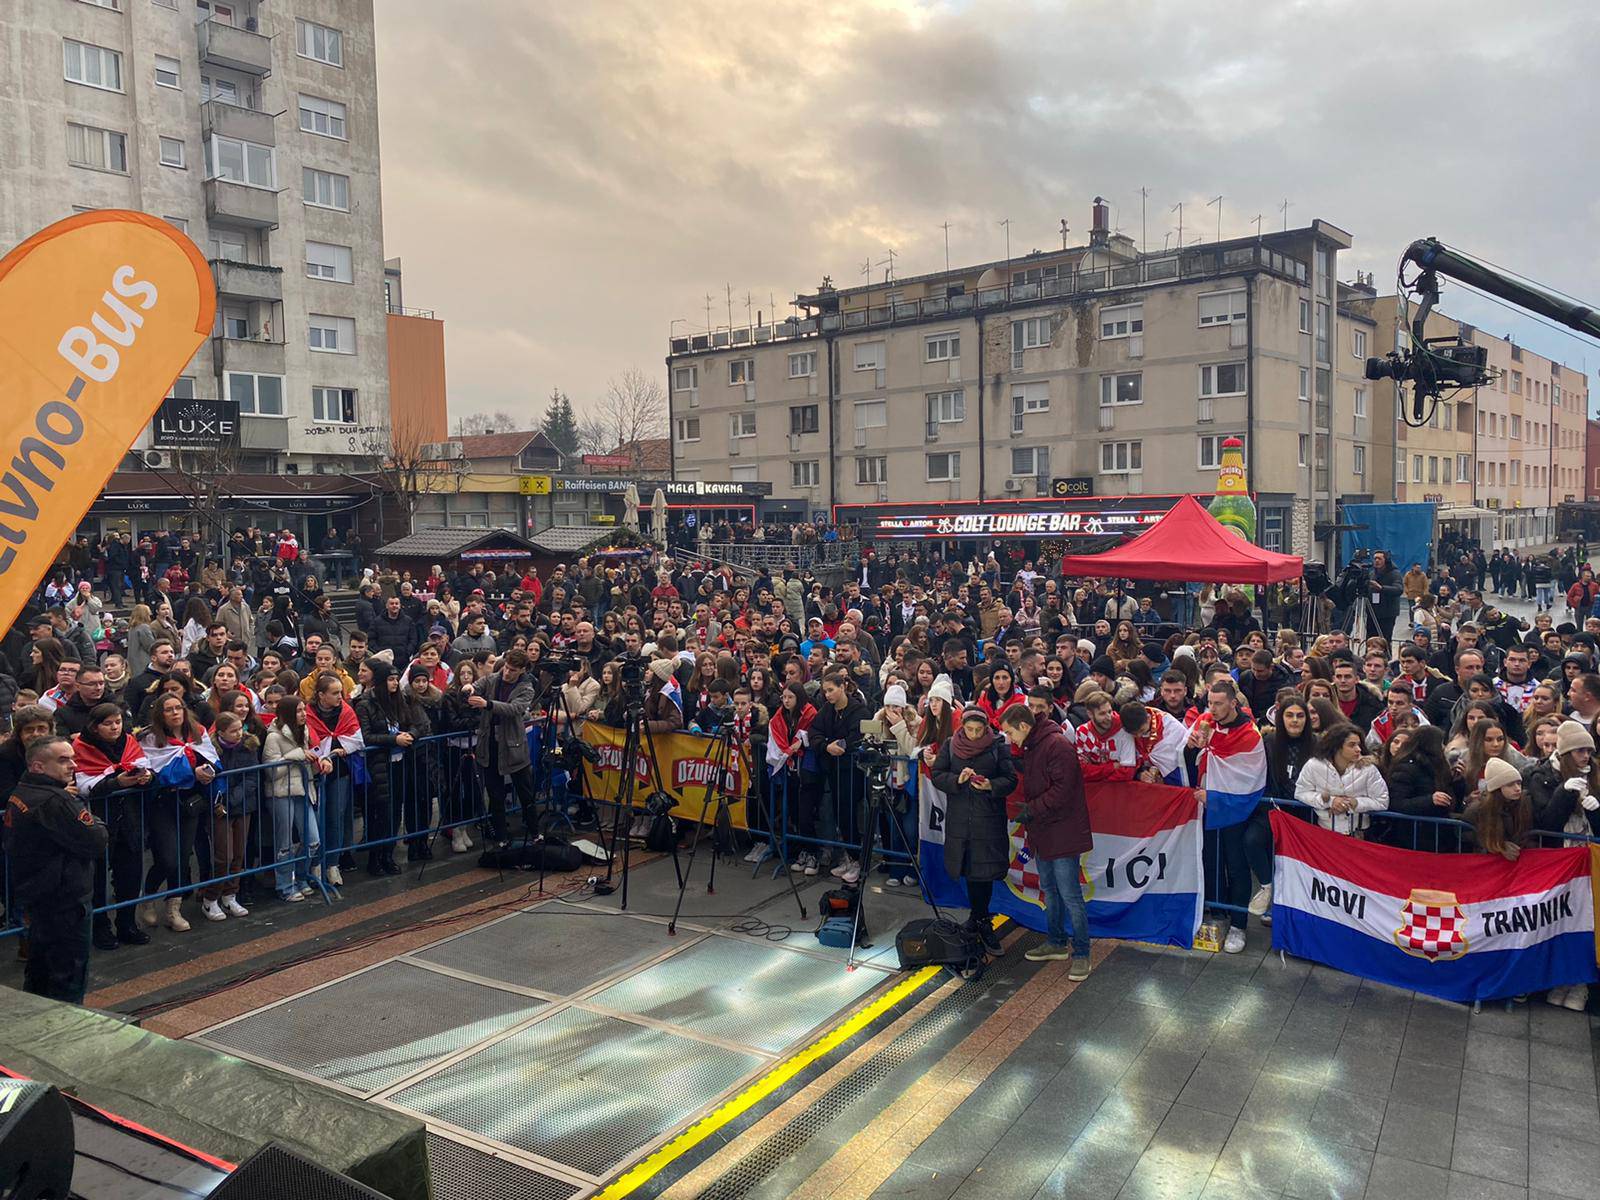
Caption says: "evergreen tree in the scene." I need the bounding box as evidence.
[540,389,580,460]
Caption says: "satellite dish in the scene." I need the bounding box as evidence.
[976,267,1004,288]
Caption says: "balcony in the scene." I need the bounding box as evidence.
[213,334,285,377]
[205,178,278,229]
[200,99,275,147]
[198,17,271,76]
[212,260,282,304]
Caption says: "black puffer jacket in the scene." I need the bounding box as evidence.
[931,734,1018,883]
[1525,759,1600,839]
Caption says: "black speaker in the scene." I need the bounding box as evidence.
[476,841,584,872]
[211,1142,388,1200]
[0,1079,75,1200]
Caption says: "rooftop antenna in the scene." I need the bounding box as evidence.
[877,247,898,282]
[1059,218,1070,250]
[1207,195,1222,244]
[703,292,714,332]
[743,290,753,329]
[1279,198,1292,231]
[1163,231,1174,252]
[1171,202,1184,251]
[1252,213,1263,241]
[941,221,952,277]
[724,283,733,331]
[999,217,1011,272]
[1140,186,1149,254]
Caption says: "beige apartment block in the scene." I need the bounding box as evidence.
[668,203,1359,559]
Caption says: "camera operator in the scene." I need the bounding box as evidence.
[810,670,869,881]
[467,647,537,845]
[1367,551,1403,639]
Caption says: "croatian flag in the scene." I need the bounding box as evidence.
[918,769,1204,949]
[1270,811,1599,1003]
[661,675,684,713]
[1195,716,1266,829]
[139,735,218,789]
[1139,709,1191,787]
[72,737,149,796]
[305,701,369,785]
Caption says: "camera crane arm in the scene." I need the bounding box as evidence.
[1365,237,1600,423]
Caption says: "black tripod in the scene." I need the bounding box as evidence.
[667,722,808,936]
[592,699,675,913]
[846,755,941,970]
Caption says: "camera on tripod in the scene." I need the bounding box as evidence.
[614,651,650,692]
[545,734,600,773]
[536,653,587,677]
[855,718,896,774]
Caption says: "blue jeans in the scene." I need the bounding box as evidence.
[1537,583,1554,610]
[270,792,320,894]
[318,774,352,859]
[1037,853,1091,954]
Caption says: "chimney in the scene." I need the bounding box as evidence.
[1090,196,1110,248]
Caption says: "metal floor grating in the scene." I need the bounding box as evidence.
[410,906,675,995]
[425,1133,581,1200]
[585,935,885,1054]
[388,1006,765,1178]
[199,961,548,1093]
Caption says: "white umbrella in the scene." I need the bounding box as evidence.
[623,482,641,533]
[650,487,668,545]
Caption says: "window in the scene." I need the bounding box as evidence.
[158,136,186,168]
[1457,453,1471,482]
[728,411,756,439]
[1443,404,1453,431]
[1353,330,1367,360]
[295,18,344,66]
[164,216,188,233]
[675,417,700,442]
[303,167,350,210]
[210,228,248,262]
[1412,455,1423,483]
[1298,435,1309,467]
[155,54,181,89]
[1012,381,1049,413]
[219,303,250,340]
[856,456,887,485]
[924,332,960,362]
[1012,446,1050,476]
[1197,290,1245,326]
[1353,445,1366,476]
[305,241,353,283]
[311,386,356,424]
[926,452,961,482]
[927,390,964,423]
[790,405,818,435]
[1012,317,1052,350]
[206,135,275,188]
[64,40,123,91]
[1199,362,1247,397]
[728,465,758,483]
[1315,303,1330,356]
[1511,414,1522,440]
[1299,298,1310,333]
[171,376,195,400]
[787,351,815,378]
[1198,433,1244,470]
[853,341,884,371]
[1099,373,1141,406]
[81,0,122,7]
[1511,460,1520,485]
[298,94,348,140]
[1354,388,1367,419]
[1100,441,1142,474]
[1511,370,1523,394]
[854,400,887,429]
[201,74,241,105]
[67,123,128,173]
[672,365,698,392]
[228,371,284,416]
[1298,367,1309,401]
[728,359,754,385]
[1099,303,1142,339]
[308,314,355,354]
[793,460,821,487]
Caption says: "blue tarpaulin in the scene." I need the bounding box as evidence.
[1340,502,1435,571]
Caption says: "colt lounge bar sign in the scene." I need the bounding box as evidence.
[153,397,239,449]
[870,504,1172,539]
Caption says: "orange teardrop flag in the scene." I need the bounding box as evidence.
[0,211,215,634]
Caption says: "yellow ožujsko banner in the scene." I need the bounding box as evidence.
[0,212,216,634]
[580,722,750,829]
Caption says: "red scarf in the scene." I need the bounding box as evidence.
[306,700,360,747]
[768,703,815,759]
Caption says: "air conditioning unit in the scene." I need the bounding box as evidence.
[142,449,167,469]
[421,440,465,461]
[1003,478,1022,493]
[788,433,802,452]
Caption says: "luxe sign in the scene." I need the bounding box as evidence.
[153,397,239,449]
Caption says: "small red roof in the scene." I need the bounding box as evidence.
[1056,493,1303,584]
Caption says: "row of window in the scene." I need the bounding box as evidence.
[205,371,356,423]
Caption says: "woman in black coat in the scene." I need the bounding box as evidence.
[931,706,1018,952]
[353,659,428,875]
[1378,724,1462,850]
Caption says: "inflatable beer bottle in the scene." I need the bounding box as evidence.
[1208,436,1256,541]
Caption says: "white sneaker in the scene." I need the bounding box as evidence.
[222,897,249,918]
[801,853,819,877]
[885,876,903,887]
[840,861,862,884]
[750,843,772,865]
[743,843,763,863]
[326,866,344,887]
[1548,986,1570,1008]
[1564,984,1589,1011]
[201,899,227,923]
[451,828,471,853]
[832,856,858,878]
[1223,927,1247,954]
[1248,884,1273,916]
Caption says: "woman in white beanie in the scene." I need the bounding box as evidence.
[877,683,920,886]
[1523,720,1600,1009]
[1467,756,1531,862]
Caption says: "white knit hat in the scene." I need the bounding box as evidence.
[648,658,677,683]
[1557,720,1596,756]
[1481,756,1522,795]
[883,684,908,707]
[928,674,955,705]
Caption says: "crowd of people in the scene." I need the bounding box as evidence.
[6,523,1600,1011]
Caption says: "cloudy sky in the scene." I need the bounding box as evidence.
[374,0,1600,428]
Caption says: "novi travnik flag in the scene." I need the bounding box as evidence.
[1270,811,1599,1003]
[1195,713,1266,829]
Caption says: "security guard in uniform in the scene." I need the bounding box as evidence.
[4,736,107,1004]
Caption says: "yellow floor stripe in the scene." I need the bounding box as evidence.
[594,964,942,1200]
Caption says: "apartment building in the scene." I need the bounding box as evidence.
[0,0,389,480]
[668,201,1362,560]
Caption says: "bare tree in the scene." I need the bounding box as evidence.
[575,412,612,458]
[595,368,667,469]
[452,409,522,436]
[361,410,460,535]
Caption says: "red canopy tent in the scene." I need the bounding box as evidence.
[1056,494,1303,584]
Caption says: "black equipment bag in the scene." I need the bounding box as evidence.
[477,841,584,872]
[644,811,677,852]
[896,917,985,976]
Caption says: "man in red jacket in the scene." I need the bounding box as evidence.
[1001,706,1092,979]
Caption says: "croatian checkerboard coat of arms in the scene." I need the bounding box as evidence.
[1395,888,1469,962]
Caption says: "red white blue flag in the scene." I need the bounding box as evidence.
[1270,811,1599,1003]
